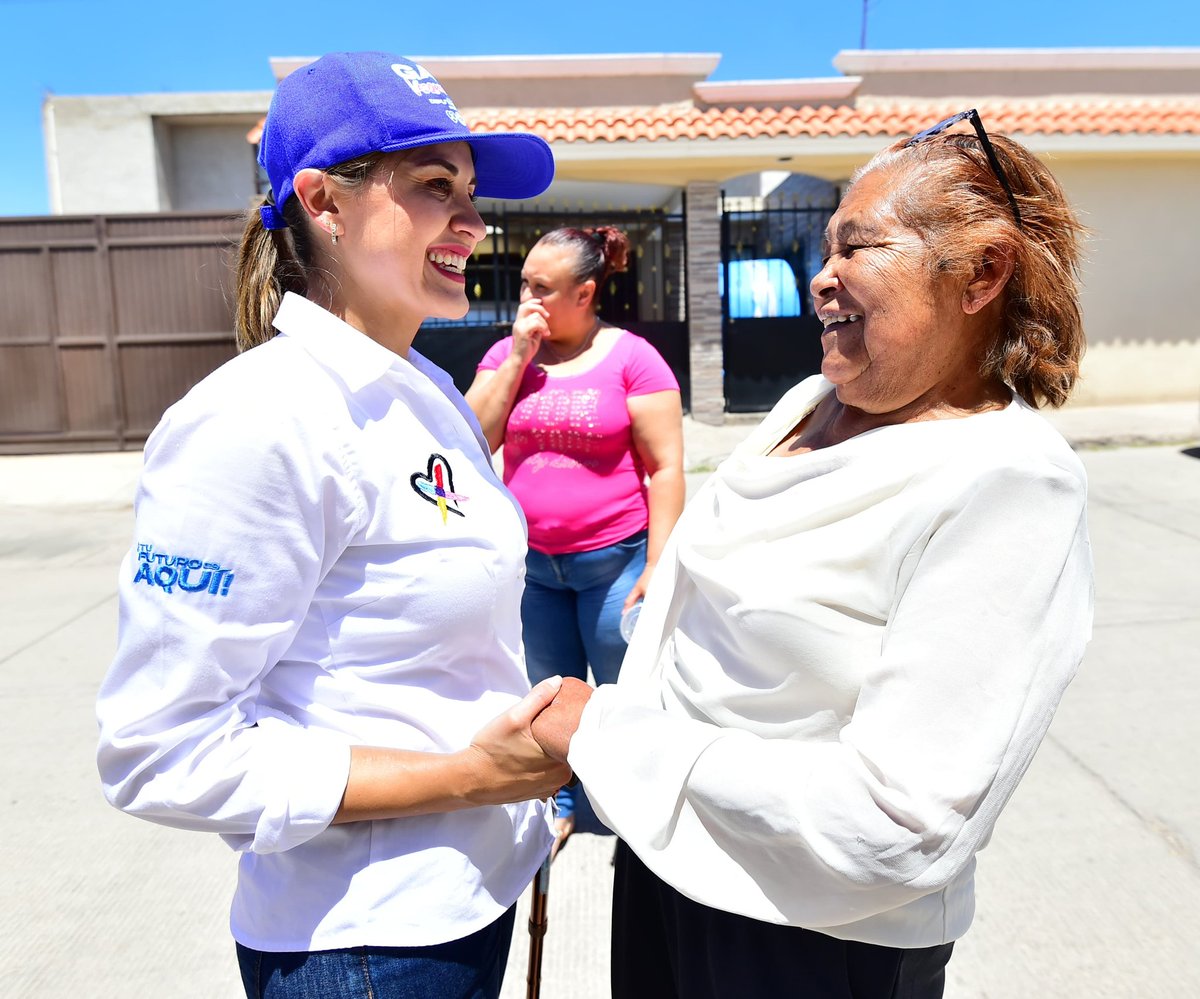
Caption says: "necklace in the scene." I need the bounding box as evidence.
[541,319,602,364]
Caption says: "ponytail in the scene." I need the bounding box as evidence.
[234,152,388,351]
[234,197,309,351]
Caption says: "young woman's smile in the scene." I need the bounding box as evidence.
[331,141,485,346]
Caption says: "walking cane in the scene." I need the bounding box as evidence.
[525,855,552,999]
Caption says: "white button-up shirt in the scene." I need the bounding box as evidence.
[97,293,552,951]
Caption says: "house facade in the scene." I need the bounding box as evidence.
[40,47,1200,422]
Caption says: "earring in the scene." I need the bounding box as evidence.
[329,221,339,245]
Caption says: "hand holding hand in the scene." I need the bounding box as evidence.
[531,677,594,763]
[464,677,573,805]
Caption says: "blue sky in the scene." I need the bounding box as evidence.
[3,0,1198,216]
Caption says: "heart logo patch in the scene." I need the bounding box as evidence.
[410,453,468,524]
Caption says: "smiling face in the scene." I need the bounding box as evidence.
[329,141,485,341]
[810,167,998,418]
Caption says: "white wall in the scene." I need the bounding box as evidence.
[47,95,166,213]
[1053,156,1200,404]
[45,92,269,215]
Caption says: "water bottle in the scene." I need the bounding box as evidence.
[619,601,643,643]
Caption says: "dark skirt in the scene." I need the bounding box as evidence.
[611,840,953,999]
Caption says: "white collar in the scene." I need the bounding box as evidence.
[272,292,406,393]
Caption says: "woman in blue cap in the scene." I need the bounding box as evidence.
[97,52,567,999]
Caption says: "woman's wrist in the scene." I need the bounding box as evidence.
[335,746,475,823]
[449,746,492,807]
[501,348,534,378]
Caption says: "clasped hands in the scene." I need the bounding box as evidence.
[529,675,593,763]
[465,676,594,807]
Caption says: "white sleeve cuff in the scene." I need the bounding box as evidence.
[244,727,353,855]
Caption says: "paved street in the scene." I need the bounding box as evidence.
[1,419,1199,997]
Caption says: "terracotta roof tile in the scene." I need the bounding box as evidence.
[246,97,1200,147]
[466,97,1200,143]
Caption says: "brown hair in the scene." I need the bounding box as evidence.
[853,130,1087,408]
[233,153,385,351]
[533,226,631,312]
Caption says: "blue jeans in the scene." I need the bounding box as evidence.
[522,529,647,822]
[236,906,515,999]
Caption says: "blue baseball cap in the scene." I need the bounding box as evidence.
[257,52,555,229]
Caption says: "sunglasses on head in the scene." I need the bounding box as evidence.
[904,109,1023,230]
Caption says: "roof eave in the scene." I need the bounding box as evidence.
[834,47,1200,74]
[269,52,723,83]
[693,77,861,105]
[547,131,1200,166]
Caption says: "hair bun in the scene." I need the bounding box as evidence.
[585,226,630,275]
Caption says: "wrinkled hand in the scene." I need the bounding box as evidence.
[464,677,573,805]
[531,677,594,763]
[511,298,550,367]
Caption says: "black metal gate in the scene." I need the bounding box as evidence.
[416,202,690,407]
[720,193,833,412]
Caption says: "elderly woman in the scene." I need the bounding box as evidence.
[532,111,1093,998]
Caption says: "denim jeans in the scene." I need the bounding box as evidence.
[522,529,647,821]
[236,906,515,999]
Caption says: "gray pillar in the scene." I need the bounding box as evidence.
[684,180,724,425]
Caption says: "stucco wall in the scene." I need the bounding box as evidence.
[444,75,699,108]
[1052,156,1200,405]
[46,96,166,213]
[45,92,269,215]
[853,68,1200,99]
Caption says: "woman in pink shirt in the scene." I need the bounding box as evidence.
[467,226,685,854]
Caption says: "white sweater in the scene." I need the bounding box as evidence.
[569,376,1093,947]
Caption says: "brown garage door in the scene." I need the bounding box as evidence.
[0,212,243,454]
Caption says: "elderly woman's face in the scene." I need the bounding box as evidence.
[811,168,982,417]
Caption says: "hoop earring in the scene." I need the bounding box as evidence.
[329,222,339,245]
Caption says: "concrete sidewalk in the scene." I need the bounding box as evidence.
[1,401,1198,997]
[1,399,1197,509]
[680,399,1200,470]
